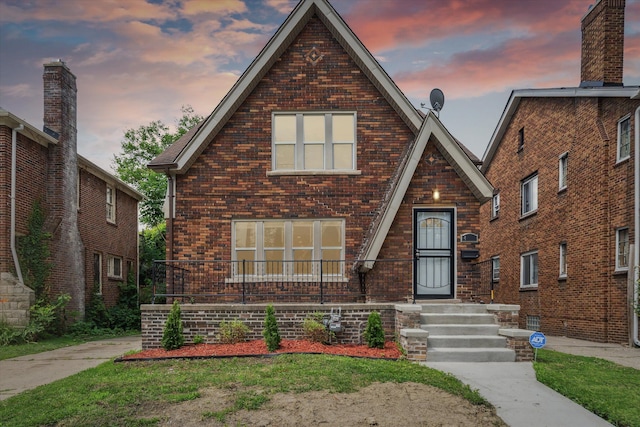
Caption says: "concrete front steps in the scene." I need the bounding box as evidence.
[421,303,516,362]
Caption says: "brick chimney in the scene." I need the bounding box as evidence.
[580,0,625,87]
[43,60,86,317]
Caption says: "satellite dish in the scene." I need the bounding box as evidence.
[430,88,445,114]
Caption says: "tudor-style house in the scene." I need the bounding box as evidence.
[479,0,640,344]
[149,0,493,304]
[0,61,143,326]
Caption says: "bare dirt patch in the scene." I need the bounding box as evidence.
[143,382,505,426]
[127,341,506,426]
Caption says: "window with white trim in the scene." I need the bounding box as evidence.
[615,228,629,271]
[233,219,345,277]
[107,255,122,279]
[273,112,356,171]
[93,253,102,294]
[617,115,631,162]
[559,243,567,278]
[521,250,538,288]
[521,174,538,216]
[491,193,500,219]
[106,184,116,223]
[558,152,568,190]
[491,256,500,282]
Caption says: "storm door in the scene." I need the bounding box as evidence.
[413,209,454,299]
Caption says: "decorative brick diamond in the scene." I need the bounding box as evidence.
[305,46,324,66]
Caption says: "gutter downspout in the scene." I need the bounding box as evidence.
[10,124,25,284]
[634,106,640,347]
[166,173,174,297]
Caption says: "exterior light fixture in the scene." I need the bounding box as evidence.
[433,189,440,201]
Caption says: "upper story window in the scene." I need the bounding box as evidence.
[233,219,345,278]
[558,152,568,191]
[106,184,116,223]
[559,243,567,278]
[491,193,500,219]
[491,256,500,282]
[273,112,356,172]
[521,173,538,216]
[521,250,538,288]
[615,227,629,271]
[518,127,525,151]
[617,115,631,162]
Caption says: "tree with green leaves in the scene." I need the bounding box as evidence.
[113,106,203,228]
[263,304,281,352]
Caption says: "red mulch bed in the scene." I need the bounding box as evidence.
[119,340,402,361]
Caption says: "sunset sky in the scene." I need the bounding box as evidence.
[1,0,639,172]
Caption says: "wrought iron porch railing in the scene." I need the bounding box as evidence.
[472,258,497,303]
[151,259,415,304]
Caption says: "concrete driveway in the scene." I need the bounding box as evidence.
[0,335,141,401]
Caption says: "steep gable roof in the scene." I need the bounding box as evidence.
[149,0,423,173]
[482,86,640,173]
[359,110,493,269]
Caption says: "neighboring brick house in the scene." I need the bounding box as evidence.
[479,0,640,344]
[149,0,493,303]
[0,61,142,325]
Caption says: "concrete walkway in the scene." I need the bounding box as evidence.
[0,335,141,401]
[426,336,639,427]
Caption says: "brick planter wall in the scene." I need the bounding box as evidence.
[141,303,396,349]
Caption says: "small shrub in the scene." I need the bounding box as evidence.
[193,334,205,345]
[302,313,333,343]
[218,320,250,344]
[162,301,184,351]
[364,311,385,349]
[263,304,281,352]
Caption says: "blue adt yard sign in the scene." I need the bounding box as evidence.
[529,331,546,349]
[529,331,546,361]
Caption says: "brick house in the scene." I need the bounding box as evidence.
[0,61,143,325]
[479,0,640,344]
[149,0,493,304]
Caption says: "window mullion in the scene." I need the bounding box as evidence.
[325,114,332,170]
[296,114,304,170]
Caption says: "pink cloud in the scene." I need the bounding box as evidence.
[342,0,587,52]
[394,31,580,100]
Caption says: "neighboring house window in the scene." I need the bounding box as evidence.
[559,243,567,278]
[106,184,116,223]
[521,250,538,288]
[491,193,500,219]
[233,219,345,277]
[617,115,631,162]
[521,174,538,216]
[491,256,500,282]
[616,228,629,271]
[107,255,123,279]
[558,152,568,190]
[273,112,356,171]
[93,253,102,294]
[518,127,524,151]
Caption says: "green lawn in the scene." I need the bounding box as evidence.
[0,355,489,427]
[534,349,640,427]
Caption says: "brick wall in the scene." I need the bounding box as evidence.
[43,61,86,317]
[0,128,49,274]
[580,0,625,85]
[78,168,139,308]
[141,303,396,349]
[479,95,638,344]
[169,16,482,302]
